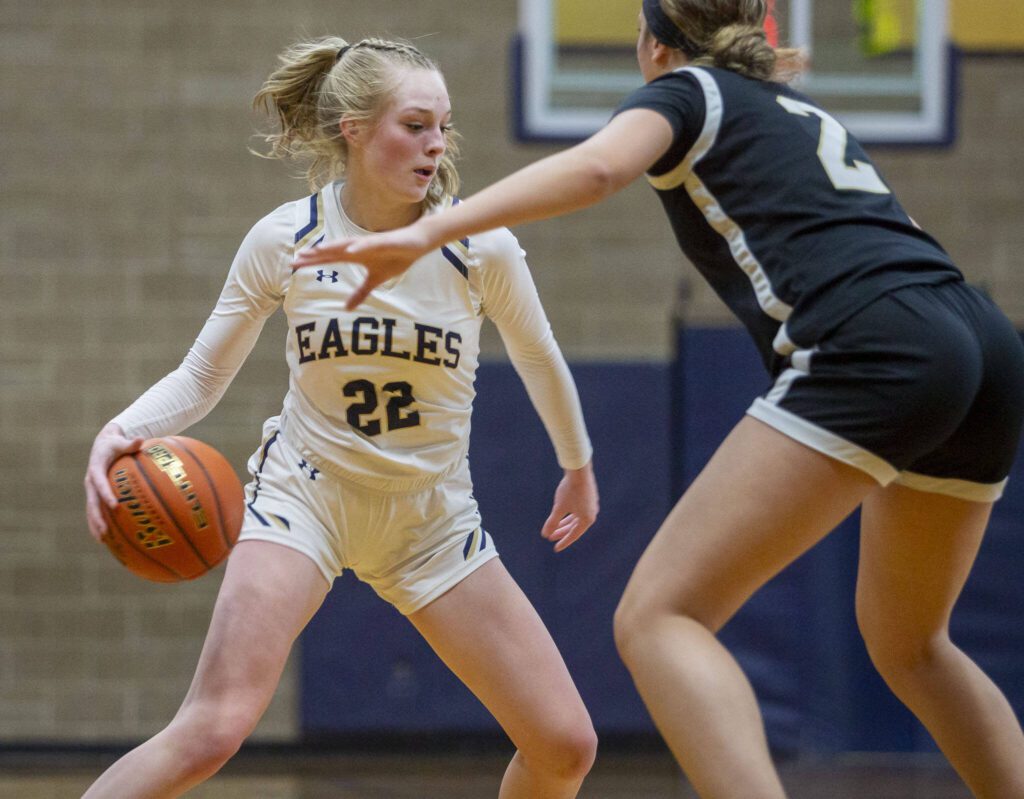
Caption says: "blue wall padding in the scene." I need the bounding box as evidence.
[301,328,1024,754]
[301,362,674,735]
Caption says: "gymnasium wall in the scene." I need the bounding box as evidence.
[1,0,1022,747]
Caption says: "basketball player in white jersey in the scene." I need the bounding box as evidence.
[82,36,598,798]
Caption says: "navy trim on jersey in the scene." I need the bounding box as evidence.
[432,198,471,279]
[294,194,319,244]
[441,246,469,279]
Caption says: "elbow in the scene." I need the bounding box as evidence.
[585,156,622,198]
[579,155,628,202]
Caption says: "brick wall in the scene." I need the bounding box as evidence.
[1,0,1021,742]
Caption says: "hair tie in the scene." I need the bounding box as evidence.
[336,45,351,61]
[642,0,702,58]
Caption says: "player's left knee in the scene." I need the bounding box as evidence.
[859,621,952,687]
[613,586,666,666]
[612,597,640,666]
[173,699,264,769]
[530,721,597,782]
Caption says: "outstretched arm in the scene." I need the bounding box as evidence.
[293,109,674,308]
[412,108,673,243]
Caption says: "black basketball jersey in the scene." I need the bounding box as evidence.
[615,66,961,373]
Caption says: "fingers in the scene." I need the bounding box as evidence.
[83,433,143,542]
[542,466,599,552]
[541,508,596,552]
[291,240,356,270]
[92,462,118,507]
[290,242,384,310]
[84,470,112,541]
[549,515,591,552]
[83,478,103,541]
[540,511,560,544]
[553,522,587,553]
[344,279,376,312]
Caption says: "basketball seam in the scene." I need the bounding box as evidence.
[101,501,183,581]
[174,437,234,552]
[134,444,213,571]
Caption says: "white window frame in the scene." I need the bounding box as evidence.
[514,0,954,145]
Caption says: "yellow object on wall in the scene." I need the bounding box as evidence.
[554,0,1024,51]
[855,0,916,54]
[555,0,636,46]
[951,0,1024,50]
[856,0,1024,53]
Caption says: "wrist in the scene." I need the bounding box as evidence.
[564,458,594,477]
[416,214,449,250]
[415,205,464,249]
[100,421,127,438]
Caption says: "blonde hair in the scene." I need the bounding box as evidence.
[253,36,460,208]
[660,0,803,82]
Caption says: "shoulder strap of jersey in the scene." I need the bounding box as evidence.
[293,189,326,255]
[647,66,722,191]
[436,196,471,279]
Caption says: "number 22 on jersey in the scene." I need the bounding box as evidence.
[777,95,890,195]
[343,379,421,437]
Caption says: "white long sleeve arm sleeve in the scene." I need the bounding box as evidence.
[478,230,593,470]
[109,317,267,439]
[111,210,291,439]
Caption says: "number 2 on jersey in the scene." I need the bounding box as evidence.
[776,95,890,195]
[343,379,421,436]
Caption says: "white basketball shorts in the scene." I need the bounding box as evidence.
[237,420,498,615]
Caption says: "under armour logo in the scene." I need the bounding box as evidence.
[298,459,320,480]
[316,270,339,283]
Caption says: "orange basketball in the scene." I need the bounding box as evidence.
[101,436,244,583]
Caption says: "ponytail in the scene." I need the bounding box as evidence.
[659,0,804,82]
[703,23,778,80]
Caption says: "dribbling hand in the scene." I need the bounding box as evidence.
[84,423,144,542]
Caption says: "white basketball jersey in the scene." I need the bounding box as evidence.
[280,183,485,489]
[113,181,591,492]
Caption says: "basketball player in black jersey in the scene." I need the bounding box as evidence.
[294,2,1024,795]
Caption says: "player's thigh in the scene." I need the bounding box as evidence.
[620,416,876,632]
[408,559,593,748]
[856,484,993,645]
[183,539,331,713]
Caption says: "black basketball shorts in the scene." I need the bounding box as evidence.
[747,280,1024,501]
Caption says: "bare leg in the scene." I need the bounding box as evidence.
[614,417,877,799]
[857,485,1024,798]
[82,541,330,799]
[408,559,597,799]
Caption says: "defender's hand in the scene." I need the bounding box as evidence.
[292,225,436,310]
